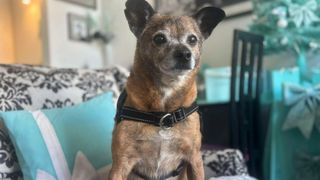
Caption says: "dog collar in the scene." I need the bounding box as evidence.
[115,90,199,129]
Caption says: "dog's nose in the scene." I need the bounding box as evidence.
[174,49,192,61]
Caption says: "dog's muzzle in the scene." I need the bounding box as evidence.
[173,48,194,70]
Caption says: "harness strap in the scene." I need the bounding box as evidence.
[115,90,199,129]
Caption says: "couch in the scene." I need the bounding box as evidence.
[0,64,253,180]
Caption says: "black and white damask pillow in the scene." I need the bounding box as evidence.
[0,64,129,179]
[0,64,129,111]
[0,128,22,180]
[202,149,249,177]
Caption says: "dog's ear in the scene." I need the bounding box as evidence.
[125,0,155,38]
[193,7,225,39]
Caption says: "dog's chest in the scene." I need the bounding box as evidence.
[152,130,184,163]
[156,130,183,166]
[156,130,183,164]
[134,129,188,178]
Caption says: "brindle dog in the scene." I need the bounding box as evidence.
[109,0,225,179]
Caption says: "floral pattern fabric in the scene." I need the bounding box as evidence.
[202,149,249,178]
[0,64,129,111]
[0,64,129,179]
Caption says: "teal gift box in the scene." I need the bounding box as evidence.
[267,83,320,180]
[204,67,233,103]
[268,103,320,180]
[312,68,320,84]
[271,67,300,101]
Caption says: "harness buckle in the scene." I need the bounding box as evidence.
[175,108,186,121]
[160,113,173,130]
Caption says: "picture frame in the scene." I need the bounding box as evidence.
[154,0,252,19]
[67,13,89,42]
[58,0,96,9]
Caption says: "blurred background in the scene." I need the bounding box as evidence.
[1,1,320,180]
[0,0,257,69]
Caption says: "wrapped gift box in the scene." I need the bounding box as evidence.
[204,67,241,103]
[270,67,300,101]
[312,68,320,84]
[204,67,232,103]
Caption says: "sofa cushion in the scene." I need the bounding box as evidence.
[202,149,249,177]
[0,64,129,111]
[0,128,21,179]
[1,92,115,180]
[0,64,129,179]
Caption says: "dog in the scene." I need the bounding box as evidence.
[109,0,225,179]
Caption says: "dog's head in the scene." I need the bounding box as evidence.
[125,0,225,77]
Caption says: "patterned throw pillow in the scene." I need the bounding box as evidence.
[1,92,115,180]
[0,64,129,111]
[0,64,129,179]
[202,149,249,177]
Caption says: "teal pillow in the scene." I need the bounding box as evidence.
[0,92,115,180]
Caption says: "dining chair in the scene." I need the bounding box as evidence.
[230,29,264,178]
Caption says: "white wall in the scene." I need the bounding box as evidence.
[46,0,315,70]
[45,1,295,69]
[202,15,252,67]
[46,0,296,70]
[101,0,136,68]
[46,0,104,68]
[102,0,253,68]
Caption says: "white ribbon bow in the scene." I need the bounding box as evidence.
[282,83,320,139]
[288,0,320,27]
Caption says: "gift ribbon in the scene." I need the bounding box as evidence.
[282,83,320,139]
[288,0,320,27]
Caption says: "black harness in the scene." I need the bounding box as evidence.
[115,90,199,179]
[115,90,199,129]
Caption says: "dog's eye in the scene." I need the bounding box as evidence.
[187,35,198,45]
[153,34,167,45]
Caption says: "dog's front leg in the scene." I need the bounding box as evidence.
[187,151,205,180]
[108,158,138,180]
